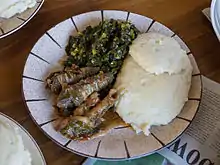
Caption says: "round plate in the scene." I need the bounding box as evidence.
[211,0,220,41]
[0,0,44,39]
[0,112,46,165]
[22,10,202,160]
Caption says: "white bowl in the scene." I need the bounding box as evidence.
[0,0,44,39]
[0,112,46,165]
[211,0,220,40]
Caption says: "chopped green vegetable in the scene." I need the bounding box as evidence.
[61,120,99,140]
[65,19,139,74]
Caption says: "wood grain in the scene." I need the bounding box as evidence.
[0,0,219,164]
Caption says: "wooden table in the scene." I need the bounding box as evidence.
[0,0,219,164]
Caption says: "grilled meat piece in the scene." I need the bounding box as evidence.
[73,92,100,116]
[55,92,100,130]
[85,89,118,127]
[60,89,118,140]
[57,72,114,109]
[46,66,100,94]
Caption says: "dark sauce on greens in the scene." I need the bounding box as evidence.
[65,19,139,75]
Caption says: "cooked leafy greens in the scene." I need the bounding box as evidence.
[65,19,139,74]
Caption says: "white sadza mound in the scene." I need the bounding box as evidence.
[115,32,192,135]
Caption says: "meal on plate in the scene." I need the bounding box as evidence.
[0,120,32,165]
[0,0,36,19]
[45,19,192,141]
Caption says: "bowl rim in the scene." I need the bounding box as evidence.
[211,0,220,40]
[21,9,203,161]
[0,112,47,165]
[0,0,45,39]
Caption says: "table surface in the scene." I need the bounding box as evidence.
[0,0,219,164]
